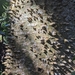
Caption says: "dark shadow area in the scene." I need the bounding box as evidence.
[0,42,5,73]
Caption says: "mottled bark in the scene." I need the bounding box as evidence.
[3,0,75,75]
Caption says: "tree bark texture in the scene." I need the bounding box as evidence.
[3,0,75,75]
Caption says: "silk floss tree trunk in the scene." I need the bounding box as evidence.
[4,0,56,75]
[2,0,75,75]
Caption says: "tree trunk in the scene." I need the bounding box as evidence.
[3,0,75,75]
